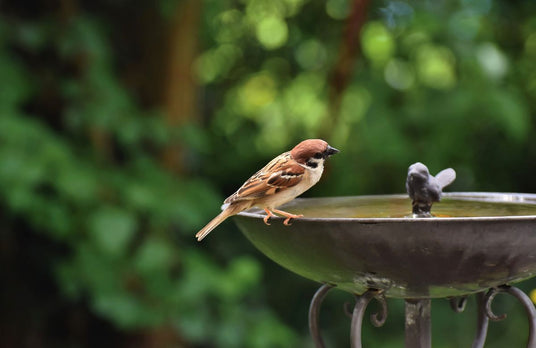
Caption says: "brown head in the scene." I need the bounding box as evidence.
[290,139,339,168]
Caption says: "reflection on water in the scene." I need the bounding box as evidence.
[279,194,536,218]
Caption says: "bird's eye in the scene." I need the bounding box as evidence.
[313,152,323,159]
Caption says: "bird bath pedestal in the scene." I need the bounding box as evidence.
[234,193,536,347]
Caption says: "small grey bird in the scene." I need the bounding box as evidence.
[406,162,456,216]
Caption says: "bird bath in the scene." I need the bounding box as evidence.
[234,192,536,347]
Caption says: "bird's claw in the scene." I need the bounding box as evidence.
[263,215,271,225]
[283,214,303,226]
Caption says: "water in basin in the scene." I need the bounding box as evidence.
[279,193,536,219]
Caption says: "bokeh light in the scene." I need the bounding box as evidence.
[415,44,456,89]
[384,58,415,90]
[326,0,351,20]
[255,16,289,49]
[295,39,328,70]
[361,21,395,66]
[476,42,508,80]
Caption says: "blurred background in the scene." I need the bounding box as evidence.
[1,0,536,347]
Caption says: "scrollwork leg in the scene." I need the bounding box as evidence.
[483,285,536,348]
[350,290,387,348]
[309,284,334,348]
[350,292,375,348]
[308,284,535,348]
[472,292,489,348]
[506,287,536,347]
[449,296,467,313]
[450,293,489,348]
[309,285,387,348]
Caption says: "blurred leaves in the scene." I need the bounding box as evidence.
[90,207,137,256]
[0,9,281,347]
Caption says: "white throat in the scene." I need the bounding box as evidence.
[302,158,325,184]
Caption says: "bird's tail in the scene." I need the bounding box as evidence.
[195,208,237,242]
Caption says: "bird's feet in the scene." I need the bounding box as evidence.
[264,208,304,225]
[263,208,276,225]
[273,209,304,225]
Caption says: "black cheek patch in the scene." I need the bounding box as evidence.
[306,161,318,168]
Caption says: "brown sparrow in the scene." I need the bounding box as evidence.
[195,139,339,241]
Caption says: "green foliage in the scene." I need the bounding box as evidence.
[2,0,536,347]
[0,11,289,347]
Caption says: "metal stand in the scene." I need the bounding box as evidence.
[308,284,536,348]
[405,299,431,348]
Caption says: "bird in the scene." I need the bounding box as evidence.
[406,162,456,216]
[195,139,339,241]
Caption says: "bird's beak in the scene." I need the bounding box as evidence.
[324,145,339,158]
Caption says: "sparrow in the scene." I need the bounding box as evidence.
[406,162,456,215]
[195,139,339,241]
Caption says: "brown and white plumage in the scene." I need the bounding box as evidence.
[195,139,339,241]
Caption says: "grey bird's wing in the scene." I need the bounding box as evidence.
[435,168,456,189]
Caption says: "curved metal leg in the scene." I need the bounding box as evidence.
[309,284,334,348]
[309,285,387,348]
[483,286,536,348]
[450,293,489,348]
[506,287,536,347]
[350,290,387,348]
[308,284,535,348]
[472,292,489,348]
[449,296,467,313]
[370,293,388,327]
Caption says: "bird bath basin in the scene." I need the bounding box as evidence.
[235,192,536,298]
[234,192,536,347]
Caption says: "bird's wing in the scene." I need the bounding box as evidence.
[224,152,305,204]
[435,168,456,189]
